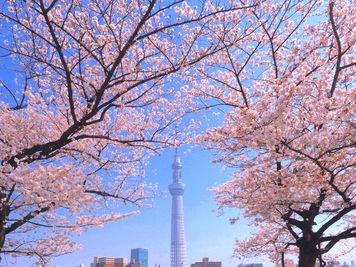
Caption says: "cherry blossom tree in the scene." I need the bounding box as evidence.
[0,0,257,264]
[196,0,355,266]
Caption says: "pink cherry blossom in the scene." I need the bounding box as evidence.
[0,0,258,265]
[198,1,355,266]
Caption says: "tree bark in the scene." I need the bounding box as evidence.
[0,192,8,254]
[298,245,318,267]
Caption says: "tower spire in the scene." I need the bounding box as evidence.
[169,149,187,267]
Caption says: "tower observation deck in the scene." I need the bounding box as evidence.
[169,150,187,267]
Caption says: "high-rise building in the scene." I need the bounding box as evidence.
[127,260,143,267]
[90,256,128,267]
[170,150,187,267]
[131,248,148,267]
[191,257,222,267]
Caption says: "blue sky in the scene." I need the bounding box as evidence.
[52,147,267,267]
[5,146,355,267]
[1,2,355,267]
[4,127,356,267]
[4,147,269,267]
[0,11,264,266]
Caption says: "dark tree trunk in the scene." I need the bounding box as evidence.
[0,192,7,254]
[298,244,318,267]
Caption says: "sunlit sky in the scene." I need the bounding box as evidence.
[1,1,355,266]
[5,147,270,267]
[3,138,356,267]
[1,70,354,267]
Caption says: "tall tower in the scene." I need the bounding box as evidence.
[169,150,187,267]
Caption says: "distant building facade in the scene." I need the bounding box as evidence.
[238,264,263,267]
[131,248,148,267]
[90,256,128,267]
[191,257,222,267]
[128,260,143,267]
